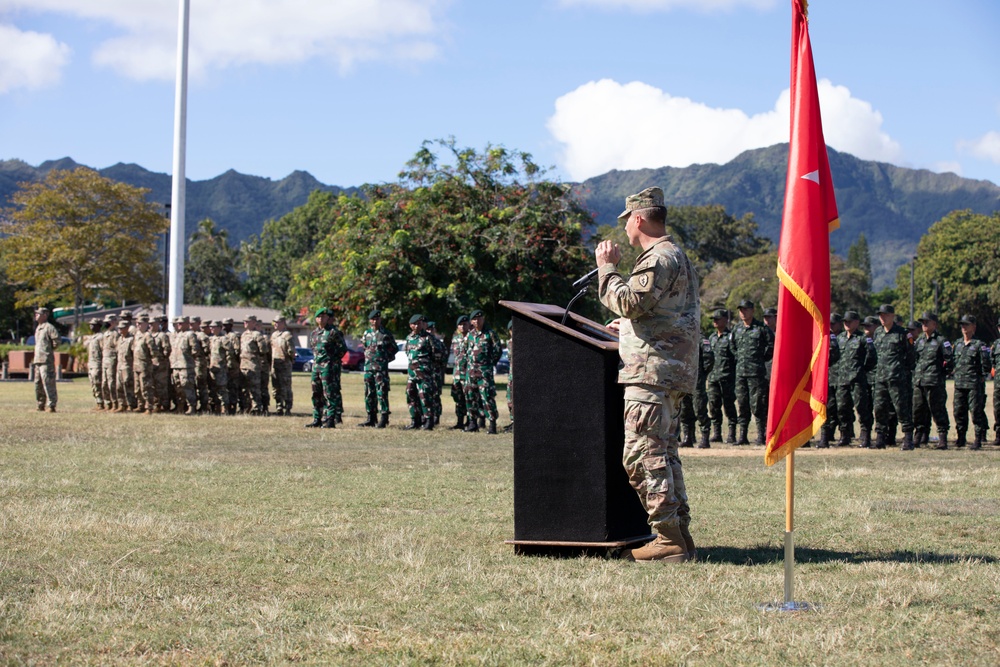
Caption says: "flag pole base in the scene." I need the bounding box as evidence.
[755,530,818,612]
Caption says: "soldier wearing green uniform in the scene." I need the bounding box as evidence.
[359,309,397,429]
[32,307,61,412]
[450,315,472,430]
[873,304,916,450]
[993,318,1000,447]
[950,314,990,449]
[861,316,881,444]
[169,316,198,415]
[818,313,843,448]
[835,311,876,448]
[465,309,503,434]
[706,309,737,444]
[404,314,435,430]
[504,319,514,433]
[680,336,713,449]
[732,299,774,445]
[306,308,346,428]
[427,321,448,427]
[132,315,155,414]
[116,320,136,411]
[596,186,700,563]
[912,311,952,449]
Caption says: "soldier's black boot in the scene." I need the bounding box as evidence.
[451,416,466,430]
[320,416,336,428]
[359,410,377,427]
[304,418,321,428]
[421,416,434,430]
[736,425,749,446]
[487,420,497,435]
[971,430,984,450]
[837,427,854,448]
[681,425,695,448]
[874,431,887,449]
[954,431,966,449]
[934,431,948,450]
[464,417,479,432]
[478,416,486,429]
[993,430,1000,447]
[901,430,915,451]
[377,413,389,429]
[817,429,830,449]
[710,424,722,443]
[859,428,871,449]
[754,420,766,446]
[404,416,422,430]
[727,424,737,444]
[698,430,710,449]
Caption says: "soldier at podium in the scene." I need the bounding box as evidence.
[596,186,701,563]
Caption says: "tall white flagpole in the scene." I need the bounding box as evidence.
[167,0,190,320]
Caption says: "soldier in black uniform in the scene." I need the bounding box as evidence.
[835,311,877,448]
[873,304,915,450]
[912,311,952,449]
[706,309,737,444]
[951,314,990,449]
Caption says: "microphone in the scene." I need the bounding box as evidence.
[572,267,600,289]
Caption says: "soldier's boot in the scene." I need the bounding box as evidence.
[450,416,466,430]
[954,431,966,449]
[710,424,723,443]
[874,431,887,449]
[304,418,322,428]
[727,424,737,444]
[736,425,750,446]
[859,428,872,449]
[336,415,343,425]
[403,416,422,430]
[754,420,766,446]
[320,416,336,429]
[901,430,915,451]
[502,422,514,433]
[912,430,924,448]
[359,410,377,427]
[993,430,1000,447]
[817,428,830,449]
[698,430,710,449]
[421,416,435,431]
[837,427,854,448]
[377,413,389,429]
[487,420,497,435]
[679,523,697,561]
[464,418,480,433]
[971,430,985,450]
[478,416,486,429]
[630,524,689,563]
[934,431,948,450]
[681,425,695,448]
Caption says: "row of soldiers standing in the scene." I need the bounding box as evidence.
[84,311,296,416]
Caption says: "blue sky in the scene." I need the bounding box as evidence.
[2,0,999,189]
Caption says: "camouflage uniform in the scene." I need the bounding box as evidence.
[732,306,774,444]
[992,326,1000,447]
[834,316,877,447]
[912,318,951,446]
[270,322,295,415]
[597,193,700,548]
[450,318,472,427]
[311,320,346,425]
[169,319,198,414]
[820,316,842,447]
[872,308,915,449]
[706,315,737,443]
[86,321,104,410]
[505,322,514,432]
[116,325,137,410]
[132,320,155,413]
[223,321,241,415]
[149,318,172,412]
[679,338,713,448]
[100,318,120,410]
[240,319,267,414]
[951,319,990,448]
[405,325,435,426]
[208,325,230,415]
[259,329,272,414]
[192,319,211,412]
[428,328,448,423]
[32,311,61,411]
[466,319,503,429]
[361,321,397,422]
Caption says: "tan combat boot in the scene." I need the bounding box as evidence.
[631,524,689,563]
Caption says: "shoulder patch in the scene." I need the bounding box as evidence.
[943,341,952,348]
[637,274,649,288]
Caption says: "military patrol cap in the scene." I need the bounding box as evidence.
[843,310,860,322]
[711,308,729,320]
[104,313,118,322]
[120,310,133,319]
[88,317,101,326]
[470,309,485,319]
[409,314,426,324]
[190,315,201,323]
[172,316,183,324]
[959,314,976,325]
[617,186,666,224]
[862,316,879,326]
[456,315,470,325]
[181,315,191,323]
[918,311,938,324]
[137,314,150,323]
[156,315,168,322]
[830,312,843,324]
[907,320,921,330]
[210,320,222,327]
[35,306,50,315]
[764,307,778,317]
[877,304,894,315]
[272,314,285,323]
[738,299,755,310]
[222,317,234,325]
[243,314,259,323]
[368,309,381,319]
[117,319,129,328]
[314,308,327,318]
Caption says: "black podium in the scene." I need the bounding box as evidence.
[499,301,652,555]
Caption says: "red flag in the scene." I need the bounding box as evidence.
[765,0,839,467]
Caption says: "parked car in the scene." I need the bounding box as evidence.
[388,342,408,373]
[494,349,510,375]
[293,347,314,372]
[342,345,365,371]
[25,335,73,346]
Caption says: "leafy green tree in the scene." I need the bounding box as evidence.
[288,139,594,332]
[184,218,243,305]
[0,251,35,341]
[895,209,1000,335]
[0,168,167,330]
[240,190,340,308]
[846,232,872,292]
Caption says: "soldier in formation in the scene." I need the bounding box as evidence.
[706,309,737,444]
[951,314,990,449]
[32,307,61,412]
[306,308,346,428]
[732,299,774,445]
[449,315,472,430]
[359,309,396,429]
[464,309,502,434]
[404,313,435,430]
[270,315,295,416]
[912,311,951,449]
[834,310,876,448]
[86,317,104,411]
[503,319,514,433]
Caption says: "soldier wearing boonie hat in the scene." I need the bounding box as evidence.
[269,313,295,416]
[86,316,106,410]
[221,317,241,414]
[595,185,700,562]
[101,312,121,411]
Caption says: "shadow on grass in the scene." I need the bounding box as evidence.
[699,545,999,566]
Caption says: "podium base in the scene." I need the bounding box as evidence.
[506,534,653,557]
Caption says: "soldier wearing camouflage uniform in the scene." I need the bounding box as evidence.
[259,325,272,415]
[993,318,1000,447]
[115,320,137,411]
[951,314,990,450]
[465,309,503,434]
[504,319,514,433]
[270,315,295,416]
[449,315,472,430]
[169,316,198,415]
[190,317,211,413]
[732,299,774,445]
[861,316,883,443]
[912,311,952,449]
[100,313,120,411]
[597,186,700,563]
[222,318,241,415]
[404,314,436,430]
[706,309,737,444]
[132,315,155,413]
[86,317,104,411]
[359,309,397,428]
[873,304,915,450]
[680,336,713,449]
[427,321,448,427]
[32,307,61,412]
[239,315,267,415]
[306,308,346,428]
[835,311,876,448]
[208,321,230,415]
[818,313,843,448]
[149,316,172,412]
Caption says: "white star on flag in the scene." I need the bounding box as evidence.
[801,170,820,184]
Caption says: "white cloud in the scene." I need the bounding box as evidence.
[0,0,447,81]
[957,131,1000,165]
[0,23,70,93]
[547,78,903,180]
[557,0,777,12]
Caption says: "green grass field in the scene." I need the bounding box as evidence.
[2,374,999,665]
